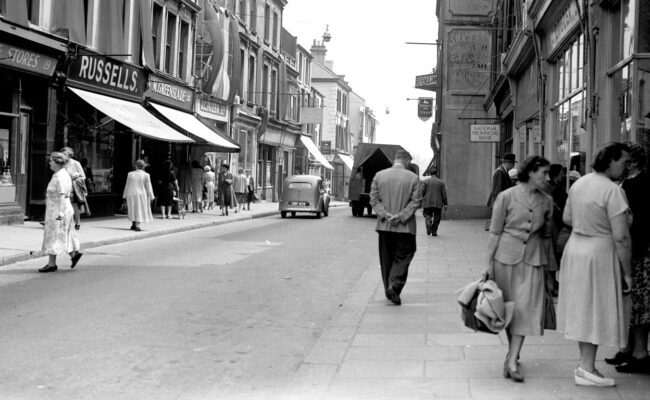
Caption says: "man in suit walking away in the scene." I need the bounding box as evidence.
[370,149,422,306]
[485,153,517,230]
[421,168,447,236]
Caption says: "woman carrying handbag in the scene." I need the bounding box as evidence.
[483,155,554,383]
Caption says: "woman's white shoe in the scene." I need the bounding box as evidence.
[574,367,615,387]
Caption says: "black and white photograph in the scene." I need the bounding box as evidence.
[0,0,649,399]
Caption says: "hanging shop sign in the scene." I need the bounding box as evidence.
[415,71,439,91]
[321,141,331,154]
[532,125,542,143]
[67,55,145,99]
[470,124,500,142]
[417,97,434,121]
[145,74,194,111]
[196,95,228,122]
[0,42,58,77]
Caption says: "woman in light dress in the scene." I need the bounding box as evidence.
[190,160,204,212]
[123,159,155,232]
[203,165,216,210]
[233,167,247,212]
[40,151,82,272]
[558,142,632,387]
[483,155,553,383]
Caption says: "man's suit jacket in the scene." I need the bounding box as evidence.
[421,176,447,209]
[370,164,422,235]
[487,166,513,207]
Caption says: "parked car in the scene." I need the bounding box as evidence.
[279,175,330,218]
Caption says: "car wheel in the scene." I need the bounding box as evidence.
[281,211,287,218]
[323,206,328,217]
[291,211,296,217]
[366,205,372,216]
[351,207,357,216]
[315,211,321,218]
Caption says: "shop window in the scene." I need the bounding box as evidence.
[553,34,586,174]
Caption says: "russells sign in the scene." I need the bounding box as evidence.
[67,55,145,98]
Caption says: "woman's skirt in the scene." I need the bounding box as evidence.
[158,183,174,206]
[493,260,545,336]
[557,233,628,348]
[205,182,215,203]
[631,250,650,326]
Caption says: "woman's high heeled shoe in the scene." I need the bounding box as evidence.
[503,363,524,382]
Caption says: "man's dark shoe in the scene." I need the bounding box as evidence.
[386,287,401,306]
[432,232,438,236]
[605,351,632,366]
[70,253,83,269]
[38,265,58,273]
[616,356,650,373]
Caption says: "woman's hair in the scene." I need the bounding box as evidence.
[162,159,173,171]
[628,143,647,170]
[204,165,211,172]
[592,142,630,172]
[517,155,550,182]
[60,146,74,157]
[50,151,69,165]
[238,167,244,174]
[191,160,200,168]
[135,159,146,169]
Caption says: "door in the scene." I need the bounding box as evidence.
[14,110,31,213]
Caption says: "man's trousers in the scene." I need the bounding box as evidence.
[423,207,442,235]
[378,231,416,295]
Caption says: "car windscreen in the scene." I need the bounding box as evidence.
[288,182,313,189]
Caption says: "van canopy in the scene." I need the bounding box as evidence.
[351,144,406,172]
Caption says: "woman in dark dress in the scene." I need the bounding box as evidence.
[158,160,178,219]
[606,143,650,372]
[218,164,234,216]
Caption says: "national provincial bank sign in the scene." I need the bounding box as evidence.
[146,74,194,111]
[67,55,145,99]
[470,124,500,142]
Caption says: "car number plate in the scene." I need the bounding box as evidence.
[289,201,309,206]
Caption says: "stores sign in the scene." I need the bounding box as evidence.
[0,42,58,77]
[415,72,439,91]
[470,124,500,142]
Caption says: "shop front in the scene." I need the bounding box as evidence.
[0,31,65,224]
[533,0,587,174]
[258,123,297,201]
[63,54,194,217]
[144,74,239,178]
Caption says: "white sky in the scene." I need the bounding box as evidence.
[283,0,439,172]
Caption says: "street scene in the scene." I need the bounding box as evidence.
[1,0,650,399]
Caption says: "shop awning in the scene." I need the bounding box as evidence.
[150,102,239,151]
[68,87,193,143]
[338,154,354,170]
[299,136,333,170]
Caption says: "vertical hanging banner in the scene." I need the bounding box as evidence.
[417,97,434,121]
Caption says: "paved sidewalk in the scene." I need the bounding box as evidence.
[288,217,650,400]
[0,201,348,267]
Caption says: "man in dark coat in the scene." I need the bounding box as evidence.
[485,153,516,230]
[421,168,447,236]
[370,149,422,306]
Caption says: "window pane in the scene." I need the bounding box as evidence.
[179,21,189,79]
[557,102,570,164]
[153,4,163,67]
[166,13,177,73]
[623,0,635,58]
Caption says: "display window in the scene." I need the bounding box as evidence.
[64,97,115,194]
[553,34,586,175]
